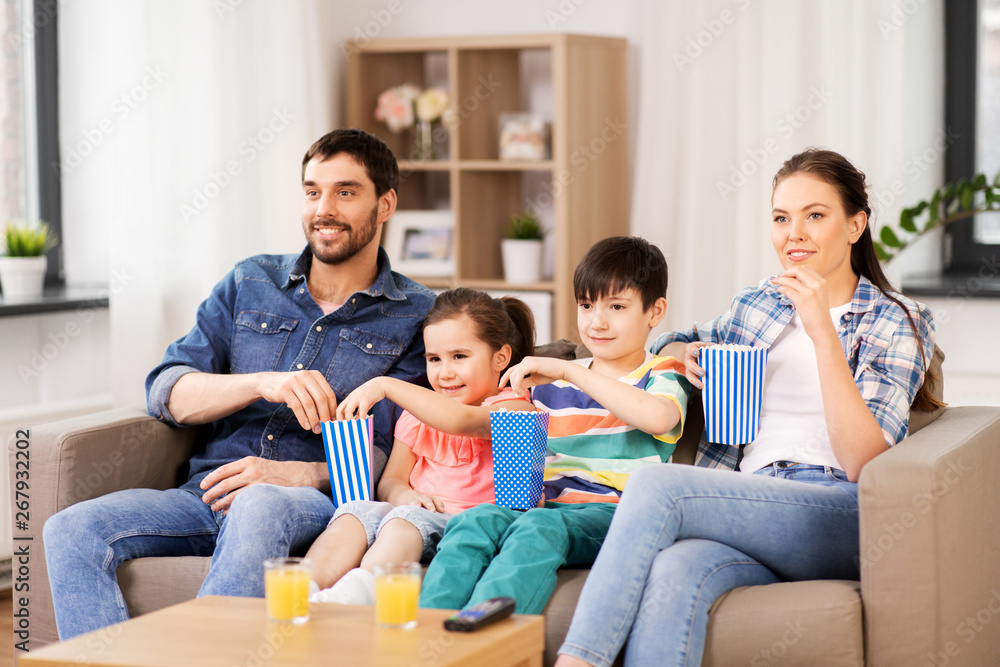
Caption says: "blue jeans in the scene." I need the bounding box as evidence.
[43,484,334,640]
[558,462,860,667]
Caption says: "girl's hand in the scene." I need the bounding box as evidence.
[336,378,387,420]
[769,267,838,344]
[400,490,446,513]
[681,341,711,390]
[499,356,572,397]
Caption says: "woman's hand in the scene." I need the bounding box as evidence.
[680,341,711,390]
[335,378,387,420]
[769,267,838,344]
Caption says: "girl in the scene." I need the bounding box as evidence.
[306,288,536,604]
[555,149,940,667]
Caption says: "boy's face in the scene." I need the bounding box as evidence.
[576,287,666,366]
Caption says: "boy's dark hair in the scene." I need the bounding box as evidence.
[573,236,668,310]
[301,128,399,197]
[424,288,535,371]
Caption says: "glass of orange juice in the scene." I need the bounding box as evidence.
[373,562,421,629]
[263,557,312,624]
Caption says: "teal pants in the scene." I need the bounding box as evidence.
[419,502,617,614]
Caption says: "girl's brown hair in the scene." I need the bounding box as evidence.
[773,148,943,411]
[423,288,535,370]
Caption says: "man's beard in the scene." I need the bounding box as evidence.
[307,205,379,265]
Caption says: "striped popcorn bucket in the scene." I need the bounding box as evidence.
[700,345,769,445]
[321,416,374,507]
[490,410,550,510]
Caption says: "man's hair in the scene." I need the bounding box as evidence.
[573,236,668,310]
[301,128,399,197]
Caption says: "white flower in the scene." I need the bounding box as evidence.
[415,87,449,122]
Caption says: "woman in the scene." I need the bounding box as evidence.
[555,148,939,667]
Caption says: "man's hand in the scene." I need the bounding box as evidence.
[199,457,326,513]
[257,371,338,433]
[336,377,387,420]
[499,356,574,397]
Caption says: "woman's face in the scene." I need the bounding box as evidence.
[771,172,866,289]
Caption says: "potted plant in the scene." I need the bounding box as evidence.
[874,168,1000,262]
[1,220,57,300]
[502,212,546,284]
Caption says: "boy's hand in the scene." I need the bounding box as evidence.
[499,356,573,397]
[399,489,446,513]
[336,378,387,420]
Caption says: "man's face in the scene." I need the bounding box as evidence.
[301,154,388,265]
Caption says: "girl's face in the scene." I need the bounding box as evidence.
[422,314,510,406]
[771,172,866,291]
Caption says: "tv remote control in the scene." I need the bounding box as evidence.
[443,596,516,632]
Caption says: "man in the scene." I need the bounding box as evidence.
[43,128,435,639]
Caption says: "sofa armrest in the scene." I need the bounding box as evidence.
[7,407,198,647]
[858,406,1000,666]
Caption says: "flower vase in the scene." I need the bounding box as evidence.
[413,120,434,161]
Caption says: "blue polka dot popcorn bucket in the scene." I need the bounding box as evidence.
[489,410,550,510]
[699,344,769,445]
[321,416,373,507]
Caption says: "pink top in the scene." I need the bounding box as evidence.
[394,388,529,514]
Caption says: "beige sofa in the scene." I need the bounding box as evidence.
[10,347,1000,665]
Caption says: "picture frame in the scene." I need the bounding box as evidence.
[384,210,455,276]
[498,112,550,161]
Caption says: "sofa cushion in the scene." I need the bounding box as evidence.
[703,580,863,666]
[118,557,211,618]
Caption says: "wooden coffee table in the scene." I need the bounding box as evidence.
[18,596,544,667]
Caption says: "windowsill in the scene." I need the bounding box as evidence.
[0,285,110,317]
[901,271,1000,299]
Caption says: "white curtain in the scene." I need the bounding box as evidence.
[59,0,334,407]
[630,0,945,338]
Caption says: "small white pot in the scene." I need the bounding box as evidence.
[0,256,47,300]
[501,239,543,284]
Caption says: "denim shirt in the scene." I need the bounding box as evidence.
[652,275,936,471]
[146,246,436,493]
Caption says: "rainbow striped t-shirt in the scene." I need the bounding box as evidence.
[531,352,689,504]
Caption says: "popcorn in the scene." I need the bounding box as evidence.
[321,416,374,506]
[490,411,550,509]
[699,345,769,445]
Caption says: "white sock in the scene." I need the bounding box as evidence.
[309,568,376,605]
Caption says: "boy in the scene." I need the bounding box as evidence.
[419,236,689,614]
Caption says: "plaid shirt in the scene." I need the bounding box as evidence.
[651,276,936,470]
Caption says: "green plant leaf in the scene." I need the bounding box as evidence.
[874,243,891,262]
[900,209,917,233]
[880,226,902,247]
[973,173,988,189]
[960,183,974,210]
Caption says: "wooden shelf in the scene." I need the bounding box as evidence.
[347,34,628,341]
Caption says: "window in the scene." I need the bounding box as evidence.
[1,0,61,287]
[944,0,1000,273]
